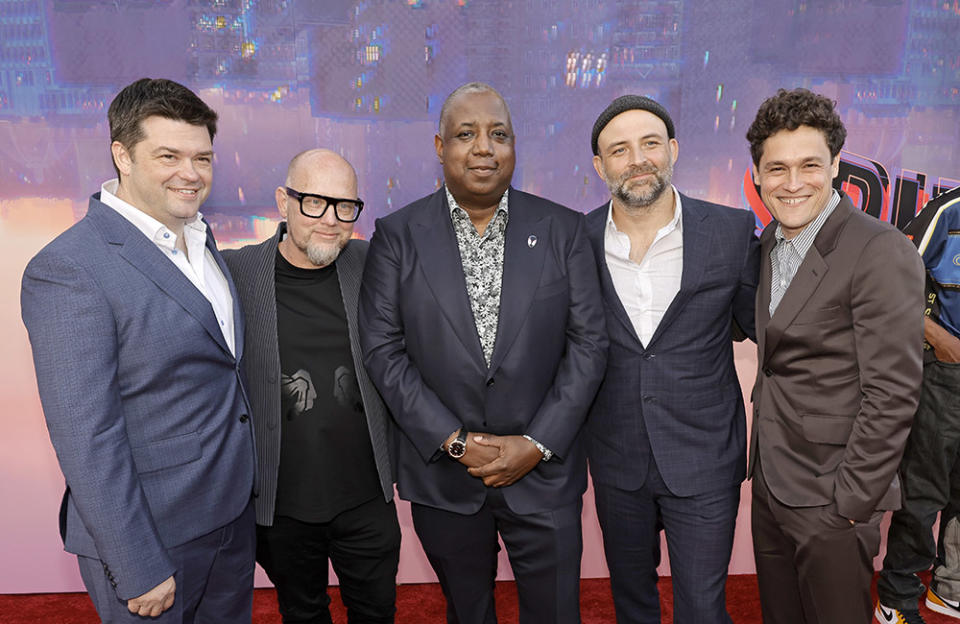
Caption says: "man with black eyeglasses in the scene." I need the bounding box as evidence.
[223,148,400,623]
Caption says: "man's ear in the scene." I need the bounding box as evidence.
[752,164,761,187]
[592,154,606,183]
[275,186,289,219]
[111,141,133,177]
[434,134,444,164]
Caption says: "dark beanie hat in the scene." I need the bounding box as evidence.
[591,95,675,155]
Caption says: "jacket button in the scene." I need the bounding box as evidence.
[644,353,655,360]
[763,368,773,377]
[239,414,249,423]
[486,378,495,387]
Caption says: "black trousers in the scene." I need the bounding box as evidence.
[411,488,583,624]
[878,360,960,610]
[256,497,401,624]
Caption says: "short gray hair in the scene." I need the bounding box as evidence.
[437,82,511,136]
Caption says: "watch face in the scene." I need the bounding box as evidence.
[448,440,466,459]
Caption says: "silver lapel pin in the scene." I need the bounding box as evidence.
[527,235,538,248]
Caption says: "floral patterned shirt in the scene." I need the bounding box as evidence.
[446,185,509,366]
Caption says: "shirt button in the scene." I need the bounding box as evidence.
[172,249,178,255]
[163,232,170,239]
[220,320,225,326]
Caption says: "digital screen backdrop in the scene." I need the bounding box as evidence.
[2,0,959,594]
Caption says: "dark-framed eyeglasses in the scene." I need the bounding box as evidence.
[285,187,364,222]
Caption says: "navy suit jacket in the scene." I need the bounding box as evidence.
[21,196,256,600]
[585,194,759,496]
[359,187,608,515]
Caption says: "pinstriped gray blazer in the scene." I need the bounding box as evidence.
[222,222,393,526]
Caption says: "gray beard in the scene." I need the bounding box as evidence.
[305,240,343,268]
[609,161,673,210]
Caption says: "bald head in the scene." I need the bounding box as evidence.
[285,148,357,193]
[438,82,512,137]
[276,148,360,269]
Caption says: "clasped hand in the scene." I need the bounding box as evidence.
[459,433,543,488]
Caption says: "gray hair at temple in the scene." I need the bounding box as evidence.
[437,82,513,136]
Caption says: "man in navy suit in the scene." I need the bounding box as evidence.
[21,78,256,622]
[584,95,760,623]
[358,82,608,624]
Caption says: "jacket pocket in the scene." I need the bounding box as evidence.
[792,305,841,325]
[131,431,202,473]
[534,277,568,301]
[801,413,853,445]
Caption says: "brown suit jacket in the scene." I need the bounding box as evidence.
[748,194,925,522]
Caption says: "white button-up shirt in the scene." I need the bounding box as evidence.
[100,179,236,356]
[604,188,683,346]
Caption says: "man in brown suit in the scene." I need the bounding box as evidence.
[746,88,925,624]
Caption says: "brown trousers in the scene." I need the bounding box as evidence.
[752,459,883,624]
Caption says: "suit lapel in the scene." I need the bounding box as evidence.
[585,205,643,351]
[646,195,707,349]
[757,225,775,361]
[246,222,283,346]
[409,190,486,364]
[761,196,852,362]
[488,193,549,374]
[91,201,234,358]
[206,223,243,361]
[336,238,363,333]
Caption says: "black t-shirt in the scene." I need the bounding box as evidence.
[274,249,380,522]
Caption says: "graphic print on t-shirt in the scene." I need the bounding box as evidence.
[281,368,317,419]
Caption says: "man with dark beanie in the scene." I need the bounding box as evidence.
[583,94,760,623]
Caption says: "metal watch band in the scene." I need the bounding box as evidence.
[523,434,553,462]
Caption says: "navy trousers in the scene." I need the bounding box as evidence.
[594,453,739,624]
[411,488,583,624]
[78,499,255,623]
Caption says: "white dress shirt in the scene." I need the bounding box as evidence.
[604,188,683,346]
[100,179,236,356]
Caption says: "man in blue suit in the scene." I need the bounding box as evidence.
[358,82,608,624]
[584,95,760,623]
[21,78,256,622]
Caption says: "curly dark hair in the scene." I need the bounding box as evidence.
[107,78,218,177]
[746,88,846,166]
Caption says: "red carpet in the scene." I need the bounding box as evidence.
[0,574,955,622]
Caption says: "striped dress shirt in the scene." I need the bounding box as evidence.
[769,190,841,315]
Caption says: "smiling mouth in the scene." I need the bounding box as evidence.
[170,188,201,197]
[778,196,810,205]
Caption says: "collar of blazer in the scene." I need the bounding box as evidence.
[88,195,242,360]
[585,193,713,353]
[244,220,365,320]
[758,192,855,363]
[408,186,551,373]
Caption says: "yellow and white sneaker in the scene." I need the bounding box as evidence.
[875,601,926,624]
[926,585,960,619]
